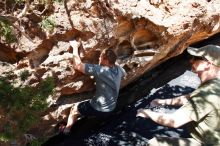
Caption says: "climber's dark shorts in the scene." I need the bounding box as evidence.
[77,100,113,118]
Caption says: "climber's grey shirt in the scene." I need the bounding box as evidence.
[85,63,126,112]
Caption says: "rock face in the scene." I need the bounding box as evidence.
[0,0,220,144]
[2,0,219,96]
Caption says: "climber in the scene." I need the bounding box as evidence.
[60,40,126,134]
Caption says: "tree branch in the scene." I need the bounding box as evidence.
[17,0,30,18]
[0,15,33,42]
